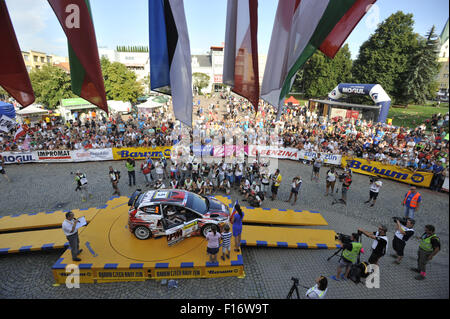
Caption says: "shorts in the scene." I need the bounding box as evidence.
[392,236,406,256]
[313,166,320,173]
[338,257,353,268]
[0,169,5,174]
[368,251,383,264]
[291,188,298,195]
[326,180,336,188]
[207,247,219,255]
[369,191,379,200]
[271,185,279,194]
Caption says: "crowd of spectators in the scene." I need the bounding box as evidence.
[0,95,448,191]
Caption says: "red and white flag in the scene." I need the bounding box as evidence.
[14,124,26,142]
[223,0,259,111]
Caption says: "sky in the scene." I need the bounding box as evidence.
[5,0,450,60]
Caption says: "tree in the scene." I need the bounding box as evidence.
[352,11,419,104]
[100,56,144,103]
[296,44,353,98]
[192,72,210,95]
[400,26,441,104]
[29,64,75,109]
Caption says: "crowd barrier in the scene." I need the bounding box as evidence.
[341,156,434,188]
[2,147,439,189]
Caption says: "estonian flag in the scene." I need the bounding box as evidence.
[149,0,193,127]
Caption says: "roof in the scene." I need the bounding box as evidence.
[310,99,381,110]
[140,190,188,207]
[54,62,70,73]
[17,104,49,115]
[285,96,299,105]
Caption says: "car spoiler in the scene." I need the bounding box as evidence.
[128,189,142,207]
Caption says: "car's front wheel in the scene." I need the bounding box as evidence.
[201,224,216,237]
[134,226,151,240]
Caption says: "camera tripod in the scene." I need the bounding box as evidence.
[327,247,344,261]
[286,278,309,299]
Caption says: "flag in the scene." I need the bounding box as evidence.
[0,0,35,107]
[223,0,260,111]
[14,124,26,142]
[48,0,108,114]
[319,0,377,58]
[22,134,31,151]
[230,200,239,219]
[261,0,376,116]
[149,0,193,127]
[0,115,16,133]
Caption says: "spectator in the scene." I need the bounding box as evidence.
[108,166,121,196]
[286,176,302,205]
[325,167,337,196]
[392,218,415,265]
[270,169,282,201]
[0,154,10,182]
[206,225,221,263]
[220,223,232,261]
[231,203,244,252]
[126,158,136,187]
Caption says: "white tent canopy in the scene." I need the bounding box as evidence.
[137,99,164,109]
[16,104,49,115]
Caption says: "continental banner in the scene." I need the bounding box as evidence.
[342,157,433,188]
[112,147,172,160]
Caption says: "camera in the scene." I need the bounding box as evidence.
[392,216,408,226]
[370,176,380,183]
[335,231,361,243]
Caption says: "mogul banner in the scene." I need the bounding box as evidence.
[1,151,36,164]
[342,157,433,188]
[112,147,172,160]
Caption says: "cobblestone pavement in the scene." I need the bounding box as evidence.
[0,159,448,299]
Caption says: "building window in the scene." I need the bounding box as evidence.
[34,56,38,62]
[24,54,29,61]
[41,57,45,63]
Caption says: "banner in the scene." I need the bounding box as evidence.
[1,151,35,164]
[298,150,342,165]
[0,114,16,133]
[342,156,433,188]
[442,177,449,192]
[72,148,113,162]
[35,150,72,162]
[112,147,172,160]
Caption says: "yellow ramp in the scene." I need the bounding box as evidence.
[0,228,87,254]
[213,196,328,226]
[0,207,102,233]
[241,225,340,249]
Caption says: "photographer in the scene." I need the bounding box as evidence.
[358,226,388,265]
[392,218,415,265]
[74,171,93,202]
[333,171,352,206]
[332,233,362,281]
[365,176,382,207]
[305,276,328,299]
[413,224,440,280]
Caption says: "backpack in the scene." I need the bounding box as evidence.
[348,262,371,284]
[257,191,265,201]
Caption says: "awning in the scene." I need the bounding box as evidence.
[285,96,299,105]
[17,104,49,115]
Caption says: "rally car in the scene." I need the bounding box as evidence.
[127,189,230,246]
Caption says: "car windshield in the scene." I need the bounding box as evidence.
[186,193,208,215]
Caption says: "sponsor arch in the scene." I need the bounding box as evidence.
[328,83,391,123]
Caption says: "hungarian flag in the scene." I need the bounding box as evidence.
[48,0,108,114]
[223,0,260,112]
[0,0,35,107]
[261,0,376,116]
[149,0,193,127]
[14,124,26,142]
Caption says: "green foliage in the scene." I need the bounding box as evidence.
[297,44,353,98]
[100,57,144,103]
[0,86,10,99]
[192,72,210,94]
[352,12,419,104]
[400,26,441,104]
[29,64,75,109]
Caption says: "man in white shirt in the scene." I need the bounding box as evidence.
[62,211,82,261]
[365,176,382,207]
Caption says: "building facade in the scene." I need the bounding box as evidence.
[21,50,69,72]
[191,45,267,94]
[437,19,449,99]
[98,48,150,82]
